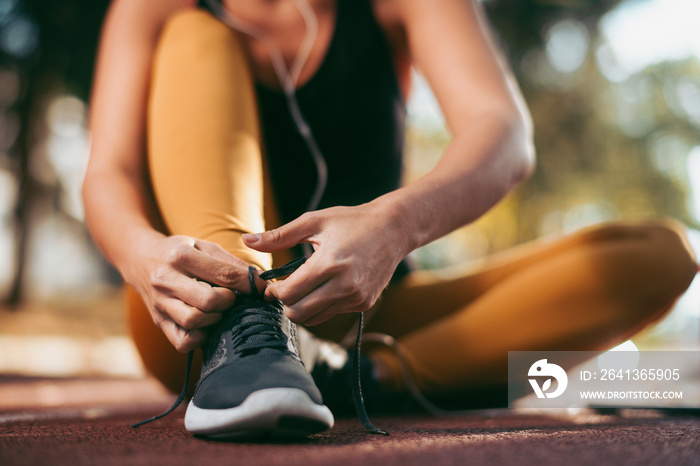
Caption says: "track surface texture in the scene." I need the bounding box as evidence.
[2,376,699,466]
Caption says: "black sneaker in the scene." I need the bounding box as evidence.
[133,258,385,437]
[184,282,334,438]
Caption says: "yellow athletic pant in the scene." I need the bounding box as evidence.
[127,10,698,396]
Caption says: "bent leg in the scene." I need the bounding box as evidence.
[368,220,697,393]
[147,10,271,269]
[127,10,272,393]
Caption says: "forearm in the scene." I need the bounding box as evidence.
[375,112,535,255]
[83,166,165,281]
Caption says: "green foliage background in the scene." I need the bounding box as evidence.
[406,0,700,269]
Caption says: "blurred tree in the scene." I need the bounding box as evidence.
[408,0,700,267]
[0,0,697,299]
[1,0,109,306]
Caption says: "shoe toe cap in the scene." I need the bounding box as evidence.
[193,353,323,409]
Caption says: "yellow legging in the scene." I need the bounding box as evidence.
[127,10,698,396]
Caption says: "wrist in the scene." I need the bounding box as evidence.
[368,193,422,258]
[118,227,167,285]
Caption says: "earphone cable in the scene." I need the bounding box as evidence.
[203,0,328,225]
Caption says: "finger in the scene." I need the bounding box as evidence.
[169,242,256,292]
[194,240,269,292]
[242,213,316,253]
[193,240,250,267]
[157,296,223,331]
[158,274,237,312]
[282,280,354,323]
[264,254,330,306]
[158,317,209,353]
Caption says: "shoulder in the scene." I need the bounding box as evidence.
[369,0,490,62]
[369,0,409,62]
[369,0,411,96]
[101,0,186,42]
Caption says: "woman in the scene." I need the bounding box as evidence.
[84,0,697,438]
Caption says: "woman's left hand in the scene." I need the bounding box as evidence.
[242,202,412,326]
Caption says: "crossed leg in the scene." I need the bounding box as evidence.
[359,221,697,393]
[126,10,698,400]
[127,10,278,394]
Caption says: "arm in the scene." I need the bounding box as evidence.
[84,0,259,352]
[374,0,535,249]
[245,0,534,325]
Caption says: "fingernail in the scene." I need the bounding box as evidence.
[243,233,261,243]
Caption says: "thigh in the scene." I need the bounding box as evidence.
[128,11,287,392]
[365,220,696,391]
[148,9,278,268]
[311,221,658,342]
[366,219,696,339]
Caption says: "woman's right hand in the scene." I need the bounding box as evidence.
[125,234,267,353]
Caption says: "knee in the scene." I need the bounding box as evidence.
[156,10,244,66]
[591,220,697,309]
[641,219,697,295]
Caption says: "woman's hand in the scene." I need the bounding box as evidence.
[243,201,412,326]
[125,234,267,352]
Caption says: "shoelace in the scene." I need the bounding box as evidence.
[358,332,506,418]
[359,332,463,417]
[224,299,288,356]
[133,256,387,435]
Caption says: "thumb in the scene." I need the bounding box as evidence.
[243,217,315,253]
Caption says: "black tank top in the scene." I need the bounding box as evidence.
[255,0,406,225]
[256,0,410,279]
[202,0,410,279]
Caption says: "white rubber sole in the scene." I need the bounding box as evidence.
[184,388,334,439]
